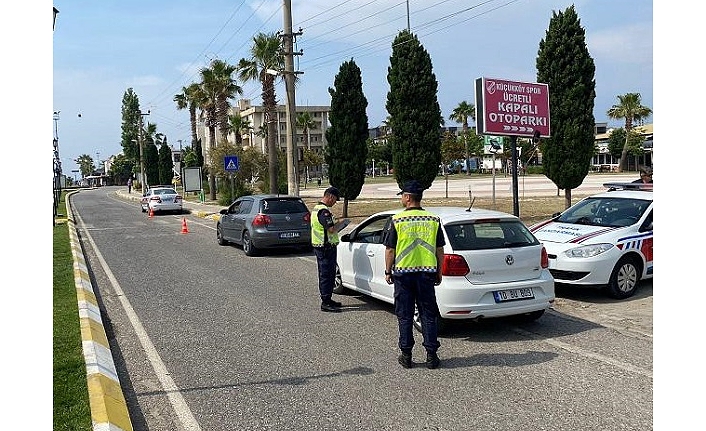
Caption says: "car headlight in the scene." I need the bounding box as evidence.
[564,243,613,258]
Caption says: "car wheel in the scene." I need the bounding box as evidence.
[413,306,448,334]
[141,205,146,213]
[605,256,640,299]
[242,231,258,256]
[217,225,228,246]
[333,264,346,294]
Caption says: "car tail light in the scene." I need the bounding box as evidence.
[150,196,161,203]
[541,246,549,268]
[441,254,469,276]
[252,214,271,227]
[303,212,311,223]
[175,195,182,202]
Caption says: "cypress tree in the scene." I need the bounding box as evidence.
[325,58,369,217]
[386,30,443,191]
[536,5,596,208]
[120,88,141,165]
[158,137,175,185]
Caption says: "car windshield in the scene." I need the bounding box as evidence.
[154,189,175,195]
[555,197,650,227]
[444,220,539,250]
[261,199,307,214]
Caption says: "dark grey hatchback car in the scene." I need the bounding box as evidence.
[216,194,312,256]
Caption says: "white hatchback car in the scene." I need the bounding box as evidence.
[335,207,555,331]
[530,182,653,299]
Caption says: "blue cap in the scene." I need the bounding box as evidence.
[397,180,424,195]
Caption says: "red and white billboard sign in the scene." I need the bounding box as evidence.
[475,77,551,138]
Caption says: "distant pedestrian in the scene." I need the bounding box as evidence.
[633,166,652,184]
[311,186,349,312]
[383,180,445,369]
[127,177,133,194]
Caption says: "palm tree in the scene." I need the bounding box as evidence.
[296,111,317,181]
[449,101,476,175]
[238,32,284,194]
[199,59,240,199]
[606,93,652,172]
[174,83,203,165]
[226,114,252,147]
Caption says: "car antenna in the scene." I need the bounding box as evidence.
[466,186,475,212]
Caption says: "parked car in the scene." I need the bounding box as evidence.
[217,194,312,256]
[140,186,183,214]
[335,207,555,332]
[529,182,653,299]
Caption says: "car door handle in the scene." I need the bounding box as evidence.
[366,250,375,257]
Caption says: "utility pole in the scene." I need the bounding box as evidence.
[406,0,410,31]
[53,111,62,225]
[282,0,303,196]
[138,110,150,192]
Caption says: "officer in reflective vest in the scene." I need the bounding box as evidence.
[311,186,344,313]
[383,180,445,369]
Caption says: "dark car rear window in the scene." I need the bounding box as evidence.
[261,199,308,214]
[444,220,539,250]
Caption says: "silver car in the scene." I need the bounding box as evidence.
[140,186,183,214]
[217,194,312,256]
[335,207,555,332]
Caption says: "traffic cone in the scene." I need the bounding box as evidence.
[148,207,154,218]
[180,217,189,234]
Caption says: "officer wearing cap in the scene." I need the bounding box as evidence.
[383,180,445,369]
[311,186,345,312]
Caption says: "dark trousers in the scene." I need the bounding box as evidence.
[313,246,337,303]
[393,272,441,354]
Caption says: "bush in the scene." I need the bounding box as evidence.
[217,178,253,206]
[526,165,544,175]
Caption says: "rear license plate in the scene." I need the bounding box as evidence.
[279,232,300,239]
[493,288,534,303]
[162,197,173,202]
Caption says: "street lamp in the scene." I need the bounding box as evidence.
[53,111,62,225]
[136,110,150,192]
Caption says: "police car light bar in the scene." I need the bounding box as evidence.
[603,182,653,191]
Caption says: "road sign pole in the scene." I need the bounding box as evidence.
[511,136,519,217]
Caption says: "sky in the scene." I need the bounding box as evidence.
[48,0,654,176]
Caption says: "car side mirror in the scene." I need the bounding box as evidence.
[340,233,351,242]
[219,209,227,215]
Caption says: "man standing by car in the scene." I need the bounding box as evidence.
[383,180,445,369]
[311,186,348,313]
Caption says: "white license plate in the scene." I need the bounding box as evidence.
[162,197,173,202]
[279,232,300,239]
[493,287,534,302]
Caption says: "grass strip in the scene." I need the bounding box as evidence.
[53,194,92,431]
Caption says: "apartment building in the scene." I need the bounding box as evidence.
[195,99,330,170]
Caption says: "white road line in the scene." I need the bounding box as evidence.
[76,212,203,431]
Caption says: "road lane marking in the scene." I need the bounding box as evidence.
[75,211,203,431]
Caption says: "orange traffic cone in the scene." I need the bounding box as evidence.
[148,207,154,218]
[180,217,189,234]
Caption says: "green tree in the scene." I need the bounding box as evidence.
[325,58,369,218]
[238,32,285,194]
[120,88,141,165]
[226,114,252,146]
[440,131,466,197]
[108,153,135,185]
[75,154,95,178]
[199,59,241,200]
[296,111,317,183]
[386,29,443,191]
[462,129,484,171]
[181,146,199,168]
[174,83,204,167]
[606,93,652,172]
[607,128,645,160]
[142,122,161,185]
[536,5,596,208]
[158,137,175,185]
[449,101,476,175]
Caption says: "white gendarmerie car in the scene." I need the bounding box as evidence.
[335,207,555,332]
[530,182,653,299]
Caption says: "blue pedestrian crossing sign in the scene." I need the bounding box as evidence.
[224,155,239,171]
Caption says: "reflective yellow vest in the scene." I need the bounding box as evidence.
[391,209,440,273]
[311,203,339,247]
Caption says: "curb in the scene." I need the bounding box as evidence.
[66,191,133,431]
